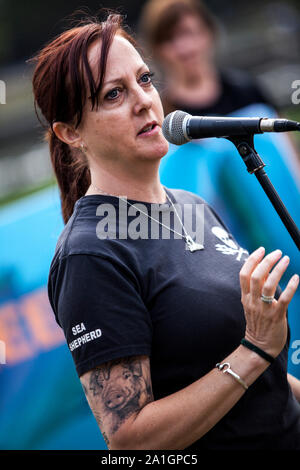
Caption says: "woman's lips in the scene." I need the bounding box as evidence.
[137,124,160,137]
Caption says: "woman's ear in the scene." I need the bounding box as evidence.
[53,122,82,148]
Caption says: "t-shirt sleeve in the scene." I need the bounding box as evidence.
[48,254,152,377]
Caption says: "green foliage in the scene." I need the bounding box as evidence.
[0,177,56,208]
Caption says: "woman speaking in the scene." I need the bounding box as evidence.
[31,13,300,449]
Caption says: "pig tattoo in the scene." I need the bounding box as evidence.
[85,356,153,435]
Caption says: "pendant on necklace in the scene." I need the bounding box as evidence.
[185,235,204,252]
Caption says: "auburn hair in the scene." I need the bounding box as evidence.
[30,13,136,224]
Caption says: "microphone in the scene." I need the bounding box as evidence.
[162,110,300,145]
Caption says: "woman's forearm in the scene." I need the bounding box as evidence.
[111,345,269,450]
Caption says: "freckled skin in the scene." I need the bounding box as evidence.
[78,35,169,168]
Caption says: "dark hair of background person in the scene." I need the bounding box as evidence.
[138,0,218,49]
[138,0,223,115]
[138,0,275,118]
[29,13,136,224]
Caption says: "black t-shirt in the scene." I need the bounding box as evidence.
[47,186,300,450]
[162,69,275,117]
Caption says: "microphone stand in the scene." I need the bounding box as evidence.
[225,134,300,251]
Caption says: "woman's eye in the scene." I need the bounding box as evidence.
[105,88,121,100]
[140,72,154,85]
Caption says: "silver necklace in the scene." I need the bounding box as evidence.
[90,183,204,252]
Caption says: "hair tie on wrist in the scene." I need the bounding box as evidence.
[241,338,275,363]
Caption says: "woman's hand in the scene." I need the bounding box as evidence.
[239,247,299,358]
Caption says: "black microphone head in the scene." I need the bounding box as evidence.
[162,110,191,145]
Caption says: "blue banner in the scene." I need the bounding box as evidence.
[0,187,106,450]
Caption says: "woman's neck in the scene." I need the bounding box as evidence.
[85,160,167,203]
[166,62,221,107]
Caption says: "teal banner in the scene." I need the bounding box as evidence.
[0,188,106,450]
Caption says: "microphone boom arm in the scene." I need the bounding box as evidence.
[226,134,300,251]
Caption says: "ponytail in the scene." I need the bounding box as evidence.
[30,14,133,223]
[47,130,90,224]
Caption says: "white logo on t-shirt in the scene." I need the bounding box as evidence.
[212,226,249,262]
[69,322,102,352]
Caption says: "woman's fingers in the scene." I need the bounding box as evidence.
[239,246,265,295]
[261,255,290,298]
[249,249,283,299]
[276,274,300,315]
[240,247,299,358]
[240,248,299,313]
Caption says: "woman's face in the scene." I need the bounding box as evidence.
[156,14,215,74]
[79,35,168,166]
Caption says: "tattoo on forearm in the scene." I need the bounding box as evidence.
[102,431,110,446]
[82,356,153,437]
[81,382,88,395]
[93,409,103,426]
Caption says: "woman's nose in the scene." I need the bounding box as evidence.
[132,86,152,114]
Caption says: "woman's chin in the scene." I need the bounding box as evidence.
[138,139,169,162]
[152,142,170,160]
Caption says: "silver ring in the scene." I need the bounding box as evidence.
[261,293,274,304]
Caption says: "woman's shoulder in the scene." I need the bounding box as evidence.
[165,186,208,206]
[165,186,234,235]
[49,195,117,272]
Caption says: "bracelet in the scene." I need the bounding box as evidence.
[241,338,275,364]
[215,362,248,391]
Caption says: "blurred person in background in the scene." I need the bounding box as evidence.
[139,0,300,379]
[30,11,300,450]
[138,0,275,119]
